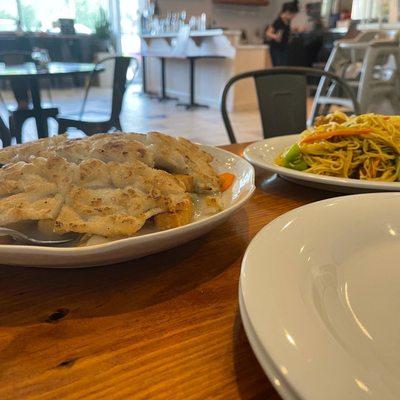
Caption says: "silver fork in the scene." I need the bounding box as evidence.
[0,227,79,246]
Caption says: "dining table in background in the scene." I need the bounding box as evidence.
[0,142,340,399]
[0,62,101,144]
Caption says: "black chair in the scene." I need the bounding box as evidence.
[0,50,56,144]
[57,56,137,136]
[0,115,11,147]
[220,66,360,144]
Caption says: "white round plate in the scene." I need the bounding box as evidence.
[244,135,400,193]
[239,289,300,400]
[0,146,255,268]
[240,193,400,400]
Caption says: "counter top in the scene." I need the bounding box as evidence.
[141,29,224,39]
[236,44,268,50]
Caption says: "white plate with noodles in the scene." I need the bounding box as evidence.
[240,192,400,400]
[244,113,400,193]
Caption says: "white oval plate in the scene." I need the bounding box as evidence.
[240,192,400,400]
[244,135,400,193]
[0,146,255,268]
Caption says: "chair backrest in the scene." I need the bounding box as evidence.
[357,40,400,112]
[0,115,10,148]
[79,56,138,120]
[221,66,360,144]
[0,51,32,66]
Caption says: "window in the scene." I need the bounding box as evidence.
[0,0,109,33]
[0,2,18,31]
[74,0,109,33]
[119,0,140,54]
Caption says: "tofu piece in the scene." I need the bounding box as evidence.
[154,197,194,230]
[173,174,195,192]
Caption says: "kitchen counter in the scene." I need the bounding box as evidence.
[140,28,271,110]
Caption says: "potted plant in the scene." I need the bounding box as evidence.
[94,7,111,52]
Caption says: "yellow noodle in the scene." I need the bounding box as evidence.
[277,112,400,181]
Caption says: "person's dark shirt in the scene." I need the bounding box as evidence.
[266,16,290,50]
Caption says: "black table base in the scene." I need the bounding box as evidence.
[158,57,178,102]
[177,57,210,110]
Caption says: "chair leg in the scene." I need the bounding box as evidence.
[9,114,23,144]
[0,117,11,148]
[58,120,67,134]
[114,118,122,131]
[389,93,400,114]
[46,80,53,105]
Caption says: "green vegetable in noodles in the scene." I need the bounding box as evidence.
[282,144,309,171]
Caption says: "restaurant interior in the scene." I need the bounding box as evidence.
[1,0,400,399]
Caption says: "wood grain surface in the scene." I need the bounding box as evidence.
[0,143,340,400]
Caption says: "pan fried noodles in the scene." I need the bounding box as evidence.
[276,112,400,181]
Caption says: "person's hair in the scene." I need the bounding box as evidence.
[282,0,299,13]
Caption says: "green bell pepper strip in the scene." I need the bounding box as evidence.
[282,144,309,171]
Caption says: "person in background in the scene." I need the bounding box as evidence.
[264,1,299,66]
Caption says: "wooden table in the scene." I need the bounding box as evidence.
[0,143,338,399]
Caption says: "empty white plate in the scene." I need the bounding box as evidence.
[240,193,400,400]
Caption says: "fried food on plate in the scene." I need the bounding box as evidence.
[0,131,235,243]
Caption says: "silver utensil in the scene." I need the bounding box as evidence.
[0,227,79,246]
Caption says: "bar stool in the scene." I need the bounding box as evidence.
[177,55,225,110]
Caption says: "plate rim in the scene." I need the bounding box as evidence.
[239,286,300,400]
[0,145,255,255]
[243,135,400,191]
[239,192,400,400]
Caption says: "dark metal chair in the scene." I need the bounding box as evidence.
[0,50,56,144]
[0,115,11,148]
[220,66,360,144]
[57,56,137,136]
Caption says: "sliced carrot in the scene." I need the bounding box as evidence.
[219,172,235,192]
[371,159,380,177]
[300,128,372,144]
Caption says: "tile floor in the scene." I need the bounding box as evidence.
[0,85,263,146]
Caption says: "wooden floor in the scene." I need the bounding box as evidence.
[0,86,263,146]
